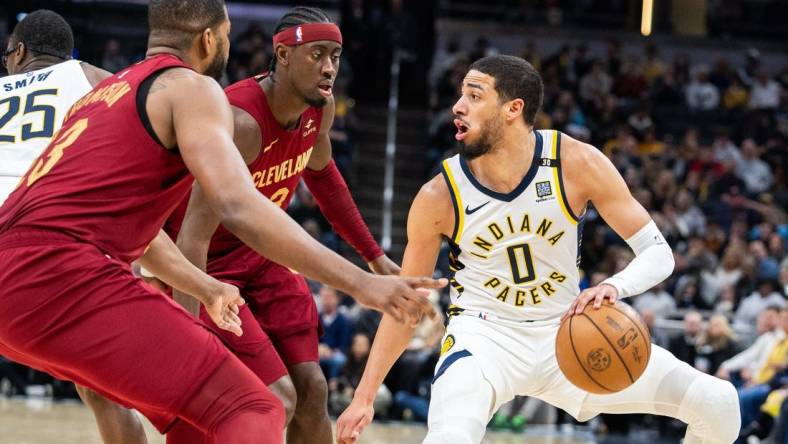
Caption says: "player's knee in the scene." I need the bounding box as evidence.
[269,376,297,424]
[292,364,328,414]
[688,375,741,442]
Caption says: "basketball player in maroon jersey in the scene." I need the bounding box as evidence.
[158,7,400,444]
[3,10,258,443]
[0,1,441,443]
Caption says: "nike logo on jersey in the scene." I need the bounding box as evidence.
[263,138,279,153]
[465,201,490,215]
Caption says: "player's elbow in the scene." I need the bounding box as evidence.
[212,196,247,232]
[658,243,675,280]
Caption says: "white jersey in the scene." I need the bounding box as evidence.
[441,129,584,321]
[0,60,92,202]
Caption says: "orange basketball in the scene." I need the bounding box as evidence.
[555,301,651,394]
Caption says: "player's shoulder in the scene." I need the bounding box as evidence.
[78,62,113,87]
[152,69,224,101]
[415,173,453,210]
[409,172,454,235]
[556,131,610,172]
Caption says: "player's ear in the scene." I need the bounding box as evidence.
[504,98,525,122]
[275,44,289,67]
[15,41,26,64]
[200,28,215,58]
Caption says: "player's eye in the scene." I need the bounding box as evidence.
[312,51,322,60]
[331,55,340,64]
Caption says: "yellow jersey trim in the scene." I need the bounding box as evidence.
[551,131,579,225]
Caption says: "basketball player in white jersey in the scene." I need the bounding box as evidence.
[2,10,248,444]
[337,54,740,444]
[0,11,109,201]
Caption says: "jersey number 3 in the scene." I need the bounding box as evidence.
[0,89,58,143]
[26,118,88,186]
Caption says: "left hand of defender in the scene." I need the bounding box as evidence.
[562,283,619,322]
[367,255,401,276]
[204,282,245,337]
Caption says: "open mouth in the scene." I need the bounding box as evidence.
[318,84,333,97]
[454,119,470,141]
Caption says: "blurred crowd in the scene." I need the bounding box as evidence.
[3,7,788,441]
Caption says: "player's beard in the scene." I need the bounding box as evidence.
[458,113,504,160]
[204,40,227,82]
[304,92,328,108]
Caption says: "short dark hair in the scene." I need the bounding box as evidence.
[269,7,332,73]
[11,10,74,60]
[148,0,227,48]
[469,54,543,125]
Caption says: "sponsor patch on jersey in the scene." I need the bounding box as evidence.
[440,334,455,356]
[536,181,552,198]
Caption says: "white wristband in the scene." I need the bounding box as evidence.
[601,221,674,299]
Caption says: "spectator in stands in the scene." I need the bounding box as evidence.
[667,188,707,239]
[633,282,676,319]
[738,307,788,430]
[639,308,670,349]
[751,239,781,281]
[749,70,782,110]
[100,39,128,73]
[723,77,749,110]
[736,138,774,195]
[289,184,337,251]
[712,132,742,165]
[718,305,784,388]
[695,314,738,375]
[701,242,745,306]
[578,59,612,106]
[318,285,353,382]
[686,68,720,111]
[669,311,703,367]
[735,279,786,329]
[781,261,788,296]
[642,43,667,85]
[329,333,392,417]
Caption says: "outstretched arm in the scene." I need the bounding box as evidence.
[302,98,395,274]
[152,71,440,323]
[563,136,674,317]
[336,175,452,443]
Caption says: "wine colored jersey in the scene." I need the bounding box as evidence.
[0,54,194,263]
[166,75,323,256]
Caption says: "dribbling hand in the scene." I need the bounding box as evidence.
[336,398,374,444]
[204,282,245,336]
[562,283,619,322]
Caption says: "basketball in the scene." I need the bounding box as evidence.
[555,302,651,394]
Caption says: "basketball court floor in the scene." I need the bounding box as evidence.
[0,397,595,444]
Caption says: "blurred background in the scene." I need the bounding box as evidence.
[0,1,786,442]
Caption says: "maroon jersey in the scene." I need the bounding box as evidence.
[0,54,194,263]
[166,75,323,256]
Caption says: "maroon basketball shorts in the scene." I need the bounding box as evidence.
[0,228,238,432]
[199,247,320,384]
